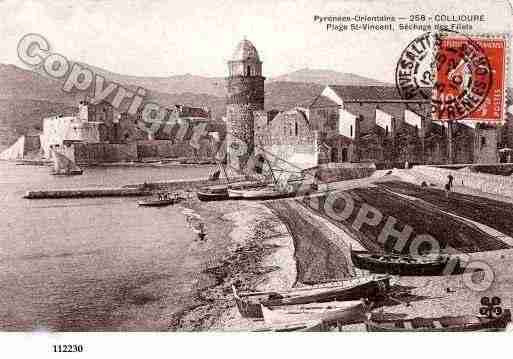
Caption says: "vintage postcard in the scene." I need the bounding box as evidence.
[0,0,512,356]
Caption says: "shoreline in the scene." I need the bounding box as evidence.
[170,199,297,331]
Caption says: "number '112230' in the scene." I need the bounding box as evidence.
[53,345,84,353]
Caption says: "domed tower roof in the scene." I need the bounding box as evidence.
[231,38,260,62]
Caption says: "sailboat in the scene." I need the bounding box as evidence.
[196,145,268,201]
[51,150,83,176]
[227,154,296,200]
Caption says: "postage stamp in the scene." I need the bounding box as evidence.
[395,30,508,122]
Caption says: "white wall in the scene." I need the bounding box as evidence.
[404,109,422,128]
[376,108,393,132]
[338,109,357,139]
[41,116,102,158]
[321,86,344,105]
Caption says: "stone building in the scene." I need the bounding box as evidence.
[255,108,318,175]
[308,85,432,167]
[226,38,265,170]
[40,114,107,158]
[305,85,502,166]
[152,104,213,140]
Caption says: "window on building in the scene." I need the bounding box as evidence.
[295,122,298,136]
[481,136,486,147]
[350,125,353,137]
[246,66,251,76]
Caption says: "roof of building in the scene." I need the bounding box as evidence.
[309,95,340,108]
[309,85,430,108]
[266,108,312,130]
[231,39,260,62]
[329,85,403,101]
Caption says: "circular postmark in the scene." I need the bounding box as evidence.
[395,29,493,121]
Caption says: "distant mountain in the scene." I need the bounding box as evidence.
[0,63,227,117]
[270,68,393,87]
[0,64,80,105]
[77,64,392,95]
[76,62,227,97]
[264,81,324,110]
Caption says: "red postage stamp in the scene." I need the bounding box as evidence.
[433,34,507,122]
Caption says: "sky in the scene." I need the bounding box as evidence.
[0,0,512,83]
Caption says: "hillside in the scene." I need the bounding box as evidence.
[264,81,324,110]
[0,64,79,105]
[76,62,227,97]
[270,68,393,87]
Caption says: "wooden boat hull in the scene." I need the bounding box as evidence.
[197,190,229,201]
[138,198,182,206]
[228,188,295,200]
[197,182,268,201]
[351,250,464,276]
[253,320,324,332]
[261,300,366,326]
[366,309,511,332]
[233,275,390,318]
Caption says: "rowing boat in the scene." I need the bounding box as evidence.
[260,299,366,326]
[351,250,465,276]
[138,197,183,206]
[253,320,323,332]
[366,309,511,332]
[196,185,229,201]
[233,275,390,318]
[197,181,268,201]
[227,187,295,200]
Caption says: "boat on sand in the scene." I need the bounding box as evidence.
[227,186,295,200]
[351,250,465,276]
[260,299,366,326]
[366,309,511,332]
[233,275,390,318]
[197,181,269,201]
[253,320,323,332]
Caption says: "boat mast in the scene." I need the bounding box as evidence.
[258,140,279,187]
[210,137,230,185]
[220,162,230,184]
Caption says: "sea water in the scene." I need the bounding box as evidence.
[0,162,213,330]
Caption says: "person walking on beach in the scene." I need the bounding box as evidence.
[197,223,206,241]
[445,174,454,198]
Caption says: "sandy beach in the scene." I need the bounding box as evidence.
[171,198,298,330]
[173,170,513,331]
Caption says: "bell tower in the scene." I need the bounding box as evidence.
[226,38,265,171]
